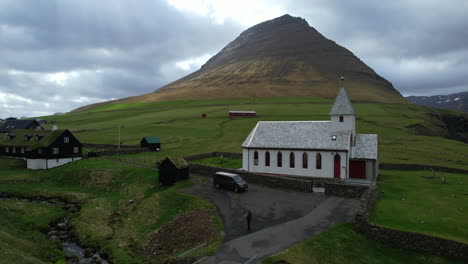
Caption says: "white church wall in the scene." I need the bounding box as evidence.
[242,149,249,170]
[245,149,348,178]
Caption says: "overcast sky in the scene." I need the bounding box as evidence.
[1,0,467,118]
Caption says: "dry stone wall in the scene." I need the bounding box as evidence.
[354,186,468,261]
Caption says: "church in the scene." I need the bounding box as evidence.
[241,86,378,180]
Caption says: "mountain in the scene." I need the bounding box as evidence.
[76,14,407,111]
[406,91,468,113]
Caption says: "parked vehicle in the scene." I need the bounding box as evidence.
[213,172,248,192]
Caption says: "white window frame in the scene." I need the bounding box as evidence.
[53,148,59,154]
[64,137,69,143]
[12,147,16,153]
[38,149,42,154]
[21,148,24,154]
[73,147,79,153]
[5,147,9,153]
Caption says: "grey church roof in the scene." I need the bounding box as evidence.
[241,121,351,150]
[329,87,355,115]
[351,134,378,160]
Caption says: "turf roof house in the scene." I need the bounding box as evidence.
[0,129,82,170]
[241,87,378,180]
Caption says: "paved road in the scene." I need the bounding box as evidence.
[183,178,360,263]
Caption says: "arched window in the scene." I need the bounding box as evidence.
[277,152,282,167]
[339,116,344,122]
[265,151,270,166]
[290,152,295,168]
[316,153,322,170]
[254,151,258,166]
[302,152,308,169]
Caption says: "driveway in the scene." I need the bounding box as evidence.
[183,177,360,263]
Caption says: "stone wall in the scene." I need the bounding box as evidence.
[354,186,468,260]
[86,148,150,158]
[380,163,468,174]
[189,163,313,193]
[183,152,242,161]
[324,182,369,198]
[82,143,137,149]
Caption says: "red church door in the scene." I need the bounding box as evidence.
[350,160,366,179]
[334,154,341,178]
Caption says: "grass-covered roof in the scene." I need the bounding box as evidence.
[0,129,65,150]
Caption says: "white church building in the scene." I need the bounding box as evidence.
[241,87,378,180]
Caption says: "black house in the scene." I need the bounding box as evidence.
[0,120,43,133]
[0,129,82,169]
[157,157,189,185]
[140,137,161,151]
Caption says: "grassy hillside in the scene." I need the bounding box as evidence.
[0,158,221,263]
[46,97,468,170]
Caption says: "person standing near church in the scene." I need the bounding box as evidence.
[245,209,252,231]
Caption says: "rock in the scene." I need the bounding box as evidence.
[127,199,134,206]
[57,222,68,230]
[84,247,95,258]
[91,256,103,264]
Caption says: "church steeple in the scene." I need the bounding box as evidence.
[329,79,355,133]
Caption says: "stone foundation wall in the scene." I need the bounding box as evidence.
[189,163,313,193]
[324,182,369,198]
[354,186,468,260]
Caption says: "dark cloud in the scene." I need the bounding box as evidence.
[0,0,467,117]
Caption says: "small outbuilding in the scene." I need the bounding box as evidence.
[140,137,161,151]
[229,111,256,117]
[157,157,189,186]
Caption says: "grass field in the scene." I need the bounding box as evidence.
[191,156,243,169]
[372,170,468,244]
[261,223,463,264]
[0,157,222,263]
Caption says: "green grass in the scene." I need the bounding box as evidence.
[372,170,468,244]
[0,158,222,263]
[0,199,66,264]
[261,223,463,264]
[192,156,243,169]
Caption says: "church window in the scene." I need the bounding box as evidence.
[254,151,258,166]
[316,153,322,170]
[339,116,344,122]
[290,152,295,168]
[303,153,308,169]
[265,151,270,166]
[277,152,282,167]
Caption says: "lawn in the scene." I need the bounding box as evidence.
[261,223,463,264]
[0,157,222,264]
[372,170,468,244]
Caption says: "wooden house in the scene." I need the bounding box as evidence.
[0,120,43,133]
[140,137,161,151]
[157,157,189,185]
[229,111,256,117]
[0,129,83,170]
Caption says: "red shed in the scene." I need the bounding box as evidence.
[229,111,256,117]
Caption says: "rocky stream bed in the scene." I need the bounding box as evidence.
[0,193,110,264]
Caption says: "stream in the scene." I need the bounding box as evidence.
[0,193,110,264]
